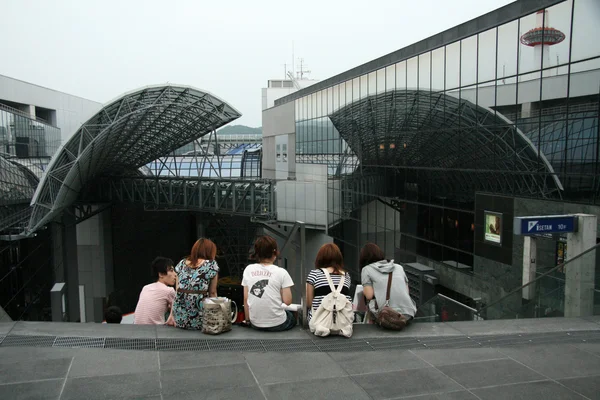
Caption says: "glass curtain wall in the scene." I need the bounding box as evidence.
[293,0,600,275]
[0,104,61,158]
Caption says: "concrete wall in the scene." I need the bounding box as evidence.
[76,208,114,322]
[262,101,295,180]
[276,164,328,227]
[0,74,102,145]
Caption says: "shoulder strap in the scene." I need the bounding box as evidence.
[322,269,337,293]
[385,271,393,301]
[335,272,346,294]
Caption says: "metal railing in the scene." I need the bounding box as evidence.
[475,242,600,319]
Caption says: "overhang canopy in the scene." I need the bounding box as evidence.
[28,85,241,233]
[329,89,563,200]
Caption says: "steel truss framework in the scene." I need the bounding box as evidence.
[27,85,241,234]
[147,130,262,179]
[329,89,564,202]
[80,176,276,220]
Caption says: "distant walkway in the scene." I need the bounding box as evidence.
[1,318,599,399]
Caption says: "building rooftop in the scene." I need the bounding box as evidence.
[1,318,599,399]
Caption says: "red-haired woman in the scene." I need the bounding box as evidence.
[306,243,352,322]
[167,238,219,330]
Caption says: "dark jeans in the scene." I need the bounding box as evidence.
[251,311,297,332]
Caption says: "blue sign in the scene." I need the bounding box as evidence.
[514,215,578,235]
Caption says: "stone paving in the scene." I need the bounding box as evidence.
[0,317,599,399]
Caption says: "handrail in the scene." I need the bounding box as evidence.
[477,242,600,315]
[0,102,52,125]
[437,293,478,313]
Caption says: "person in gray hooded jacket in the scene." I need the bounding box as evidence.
[360,243,417,321]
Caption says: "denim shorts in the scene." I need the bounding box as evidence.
[251,310,297,332]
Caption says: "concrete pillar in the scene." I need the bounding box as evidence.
[564,214,597,317]
[63,212,80,322]
[522,236,537,300]
[76,207,114,322]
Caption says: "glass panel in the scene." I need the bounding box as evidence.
[572,0,600,62]
[307,94,313,119]
[377,68,385,94]
[385,65,395,91]
[368,71,377,96]
[431,47,445,91]
[315,90,323,118]
[419,52,431,90]
[543,1,571,70]
[497,20,519,80]
[396,61,407,89]
[446,42,461,89]
[326,87,333,115]
[360,74,368,99]
[407,56,418,89]
[332,84,340,113]
[461,35,478,87]
[478,28,497,83]
[519,12,542,74]
[352,77,360,101]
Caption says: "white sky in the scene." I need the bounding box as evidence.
[1,0,515,127]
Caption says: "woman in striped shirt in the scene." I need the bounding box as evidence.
[306,243,352,322]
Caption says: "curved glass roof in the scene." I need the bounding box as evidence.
[329,89,563,200]
[0,156,37,206]
[28,85,241,233]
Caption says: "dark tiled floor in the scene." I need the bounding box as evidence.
[1,319,600,399]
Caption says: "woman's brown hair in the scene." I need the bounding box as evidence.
[359,242,386,269]
[253,235,280,262]
[187,238,217,267]
[315,243,344,274]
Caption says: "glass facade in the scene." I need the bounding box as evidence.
[289,0,600,271]
[0,103,61,158]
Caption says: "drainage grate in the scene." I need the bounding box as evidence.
[1,335,56,347]
[261,340,320,352]
[53,336,105,349]
[156,339,209,351]
[206,339,266,352]
[315,339,373,352]
[104,338,156,351]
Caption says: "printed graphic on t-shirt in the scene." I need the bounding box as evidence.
[250,279,269,298]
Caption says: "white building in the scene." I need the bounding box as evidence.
[0,74,102,148]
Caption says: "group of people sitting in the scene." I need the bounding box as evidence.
[131,235,416,336]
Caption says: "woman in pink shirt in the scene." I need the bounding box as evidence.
[134,257,177,325]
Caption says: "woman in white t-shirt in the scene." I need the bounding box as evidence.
[241,235,296,331]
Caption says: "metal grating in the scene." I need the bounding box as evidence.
[0,329,598,353]
[156,339,209,351]
[315,339,373,352]
[53,336,105,349]
[104,338,156,351]
[206,339,266,352]
[1,335,56,347]
[261,340,320,352]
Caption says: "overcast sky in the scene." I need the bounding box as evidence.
[1,0,514,127]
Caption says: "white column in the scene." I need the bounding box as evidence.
[522,236,537,300]
[564,214,597,317]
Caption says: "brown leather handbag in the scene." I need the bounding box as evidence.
[375,272,408,331]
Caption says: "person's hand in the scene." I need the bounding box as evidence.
[166,315,175,327]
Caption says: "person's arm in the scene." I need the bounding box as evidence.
[281,287,293,305]
[306,283,314,308]
[208,273,218,298]
[243,285,250,321]
[361,268,374,300]
[166,274,179,326]
[280,270,294,306]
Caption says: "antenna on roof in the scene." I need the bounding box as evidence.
[296,58,311,80]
